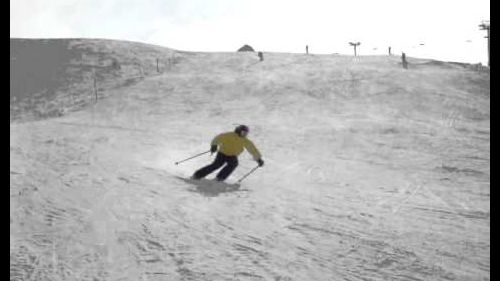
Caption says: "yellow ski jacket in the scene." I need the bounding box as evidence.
[211,132,262,160]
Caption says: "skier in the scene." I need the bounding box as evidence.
[192,125,264,181]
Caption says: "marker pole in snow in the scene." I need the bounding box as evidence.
[175,151,211,165]
[237,166,260,183]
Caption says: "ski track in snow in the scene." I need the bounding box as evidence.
[11,52,489,281]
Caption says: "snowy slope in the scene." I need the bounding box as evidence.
[10,42,489,281]
[10,38,177,122]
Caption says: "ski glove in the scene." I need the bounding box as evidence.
[210,145,217,154]
[257,159,264,167]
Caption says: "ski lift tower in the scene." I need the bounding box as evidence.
[349,42,361,56]
[479,20,490,67]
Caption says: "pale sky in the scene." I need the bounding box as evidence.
[11,0,490,64]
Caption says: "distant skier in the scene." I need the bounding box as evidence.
[192,125,264,181]
[402,52,408,69]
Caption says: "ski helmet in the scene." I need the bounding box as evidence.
[235,125,249,135]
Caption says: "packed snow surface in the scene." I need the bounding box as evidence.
[11,41,489,281]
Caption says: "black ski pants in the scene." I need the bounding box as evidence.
[193,152,238,181]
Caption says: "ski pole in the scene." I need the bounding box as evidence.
[175,151,211,165]
[237,165,260,183]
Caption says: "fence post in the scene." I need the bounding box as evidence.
[93,69,98,102]
[157,58,159,73]
[402,52,408,69]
